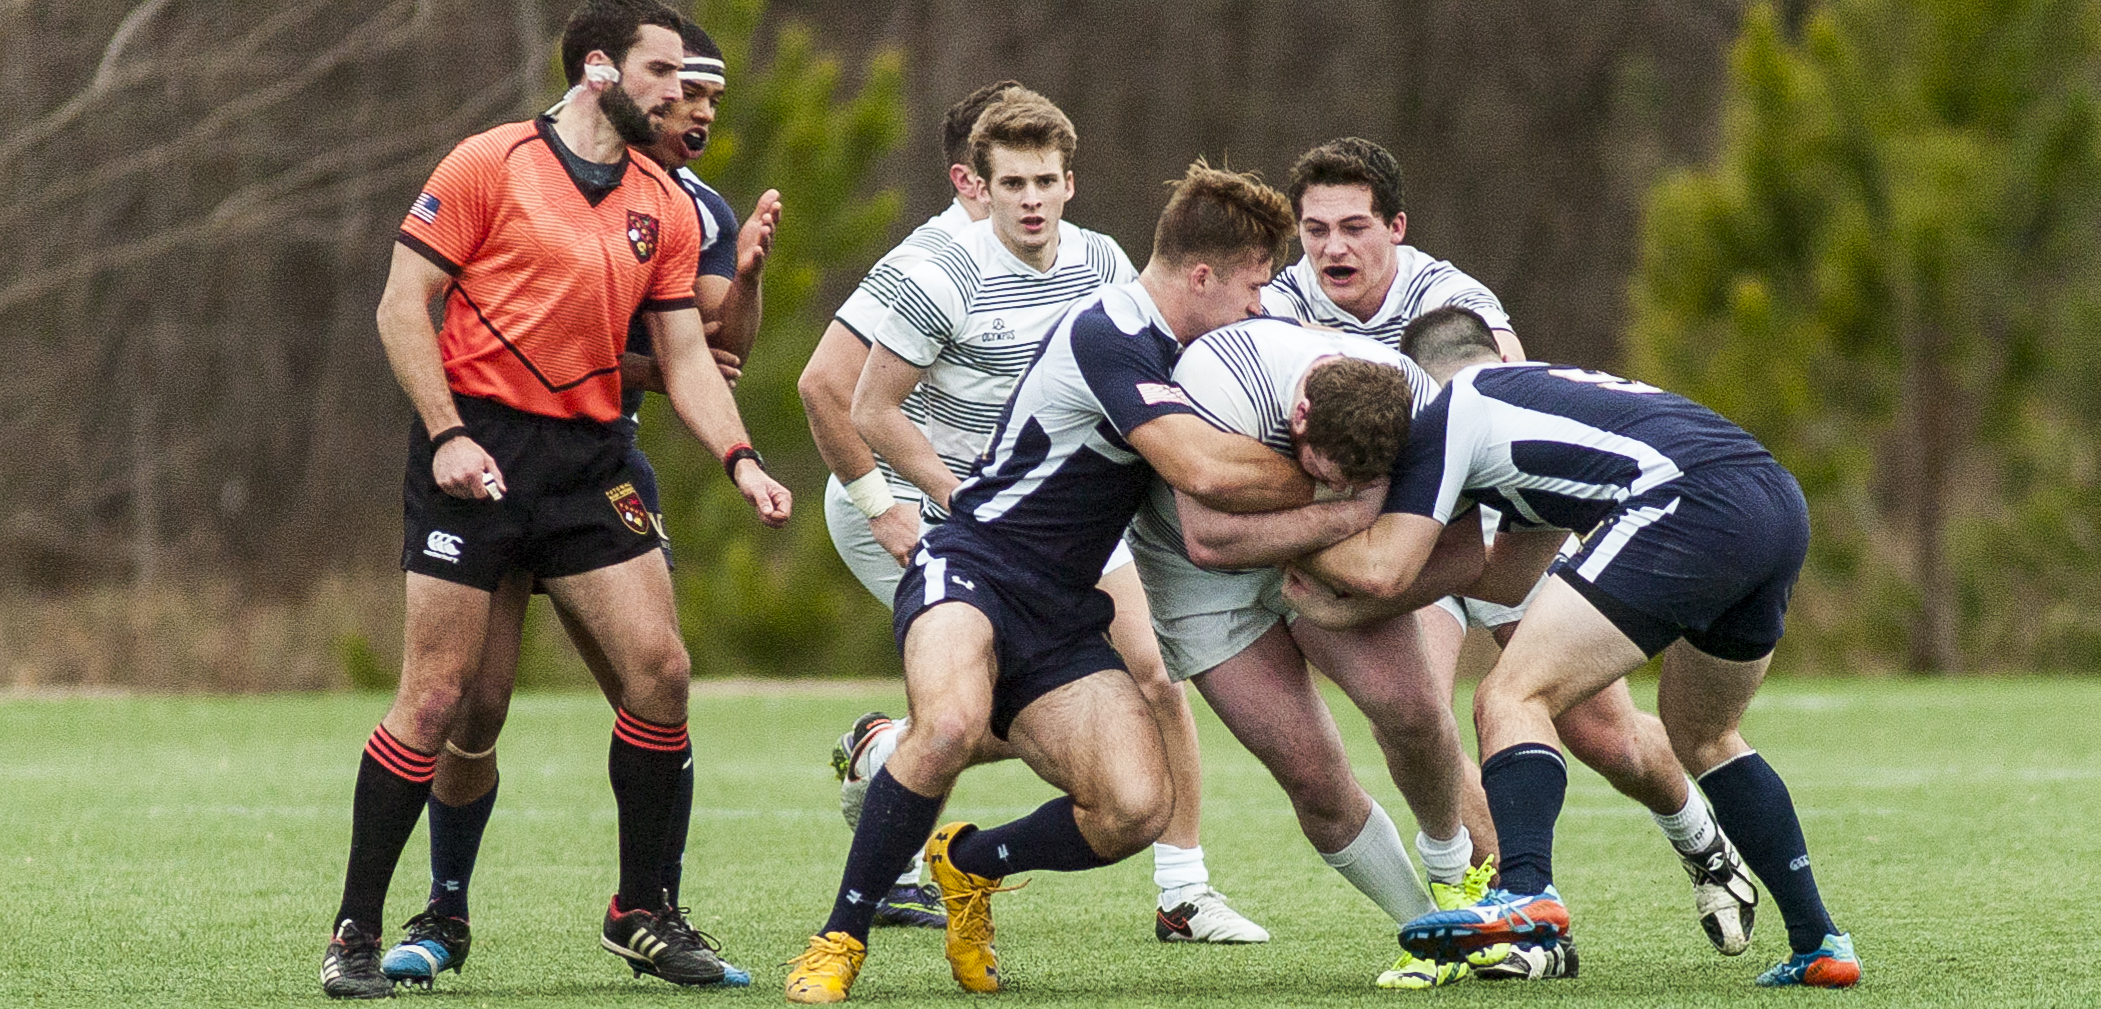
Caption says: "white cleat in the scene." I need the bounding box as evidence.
[1679,831,1759,956]
[831,713,903,830]
[1155,885,1270,944]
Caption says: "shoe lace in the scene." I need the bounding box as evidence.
[1461,857,1497,904]
[784,933,861,972]
[940,877,1028,944]
[399,909,465,945]
[653,902,723,956]
[332,925,382,970]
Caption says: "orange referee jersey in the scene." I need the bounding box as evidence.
[397,117,701,423]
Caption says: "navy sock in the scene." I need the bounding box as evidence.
[661,752,694,906]
[1480,743,1568,897]
[947,796,1114,878]
[425,775,498,920]
[334,726,435,931]
[822,767,945,942]
[1699,751,1838,953]
[609,709,690,911]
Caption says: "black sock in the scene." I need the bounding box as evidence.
[609,708,689,912]
[1699,751,1837,953]
[661,749,693,907]
[425,775,498,920]
[947,796,1114,878]
[821,767,944,942]
[334,726,436,931]
[1480,743,1567,897]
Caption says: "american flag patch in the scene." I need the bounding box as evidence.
[410,192,441,224]
[1136,382,1192,407]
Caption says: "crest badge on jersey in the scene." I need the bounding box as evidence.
[626,211,659,263]
[606,483,650,536]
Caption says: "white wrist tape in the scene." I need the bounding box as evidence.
[844,469,897,519]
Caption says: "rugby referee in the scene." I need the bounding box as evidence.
[321,0,790,998]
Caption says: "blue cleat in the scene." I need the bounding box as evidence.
[1399,886,1571,962]
[381,909,470,988]
[1756,933,1860,988]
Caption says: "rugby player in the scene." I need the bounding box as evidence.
[320,0,791,998]
[836,88,1265,943]
[782,162,1304,1004]
[1125,315,1488,987]
[374,19,780,991]
[1260,138,1759,975]
[794,79,1017,929]
[1298,309,1857,988]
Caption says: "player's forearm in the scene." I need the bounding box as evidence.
[376,291,461,433]
[1466,528,1564,606]
[713,272,762,361]
[799,324,882,481]
[1141,421,1314,513]
[852,405,958,508]
[1177,493,1374,570]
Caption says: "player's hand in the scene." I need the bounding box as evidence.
[711,347,743,388]
[620,352,665,394]
[733,459,792,528]
[434,437,504,500]
[869,502,920,567]
[1281,562,1353,627]
[737,189,780,277]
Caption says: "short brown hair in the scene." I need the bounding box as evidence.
[560,0,682,86]
[968,89,1077,182]
[942,80,1024,168]
[1149,160,1295,272]
[1288,137,1405,224]
[1300,358,1413,485]
[1400,306,1500,374]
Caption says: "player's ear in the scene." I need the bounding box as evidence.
[1063,170,1076,201]
[950,164,983,202]
[583,53,620,88]
[1390,211,1407,245]
[1289,398,1311,437]
[1187,261,1213,293]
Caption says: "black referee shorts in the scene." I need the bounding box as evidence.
[401,396,659,592]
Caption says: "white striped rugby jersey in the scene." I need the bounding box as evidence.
[865,217,1137,520]
[830,199,978,503]
[1127,317,1438,567]
[1260,247,1511,351]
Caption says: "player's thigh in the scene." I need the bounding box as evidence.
[890,601,1000,780]
[1097,556,1170,688]
[452,568,534,748]
[1294,609,1451,727]
[1008,667,1168,815]
[1654,641,1770,770]
[1193,622,1354,792]
[824,475,912,608]
[1418,599,1468,708]
[1482,574,1649,719]
[541,549,686,683]
[388,572,497,748]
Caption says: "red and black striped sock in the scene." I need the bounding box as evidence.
[333,725,436,931]
[609,708,691,912]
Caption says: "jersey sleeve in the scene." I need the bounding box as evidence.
[865,244,971,368]
[1382,382,1471,523]
[396,137,498,275]
[1169,339,1265,439]
[1071,314,1197,437]
[694,186,740,281]
[645,177,702,311]
[1424,263,1513,332]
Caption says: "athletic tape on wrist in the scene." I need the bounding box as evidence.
[844,468,897,519]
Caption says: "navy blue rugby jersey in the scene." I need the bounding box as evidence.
[616,167,741,434]
[942,281,1199,589]
[1384,362,1774,532]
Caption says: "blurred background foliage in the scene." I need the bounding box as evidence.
[1628,0,2101,672]
[3,0,2097,688]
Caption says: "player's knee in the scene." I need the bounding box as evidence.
[1087,776,1172,859]
[900,709,985,776]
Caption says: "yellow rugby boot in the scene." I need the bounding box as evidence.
[784,932,865,1004]
[925,822,1026,994]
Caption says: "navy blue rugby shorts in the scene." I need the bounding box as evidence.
[893,528,1124,740]
[1552,462,1809,661]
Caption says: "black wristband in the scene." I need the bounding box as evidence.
[430,425,469,448]
[722,444,764,479]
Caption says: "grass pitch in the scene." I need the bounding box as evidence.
[3,676,2097,1008]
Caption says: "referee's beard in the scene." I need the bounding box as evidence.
[601,83,660,148]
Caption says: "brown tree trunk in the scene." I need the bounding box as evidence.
[1902,320,1961,674]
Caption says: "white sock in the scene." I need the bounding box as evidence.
[860,718,903,779]
[1319,802,1434,923]
[1651,780,1718,853]
[1152,843,1209,895]
[1414,826,1474,887]
[896,851,923,889]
